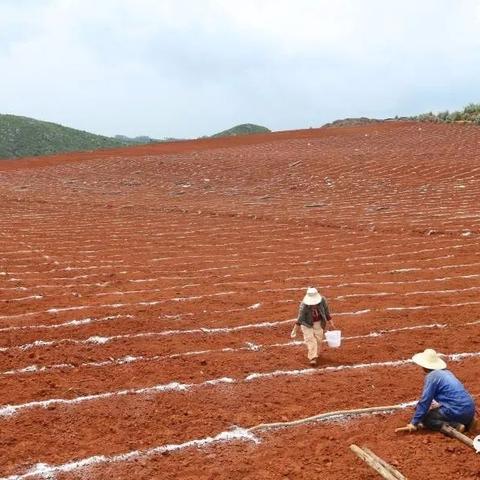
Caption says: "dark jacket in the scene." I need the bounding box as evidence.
[296,297,331,329]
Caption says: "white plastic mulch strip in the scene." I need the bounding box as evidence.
[0,401,427,479]
[385,300,480,311]
[0,427,259,480]
[0,315,131,333]
[244,351,480,381]
[244,359,412,381]
[0,319,297,353]
[2,277,480,324]
[0,343,266,376]
[3,294,480,352]
[1,351,479,419]
[2,318,479,377]
[0,305,458,353]
[0,378,235,417]
[0,291,237,321]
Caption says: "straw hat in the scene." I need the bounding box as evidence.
[412,349,446,370]
[303,287,322,306]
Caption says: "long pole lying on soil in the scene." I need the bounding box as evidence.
[248,404,409,432]
[350,444,407,480]
[440,425,475,449]
[396,425,475,450]
[362,447,406,480]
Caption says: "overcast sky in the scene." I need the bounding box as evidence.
[1,0,480,138]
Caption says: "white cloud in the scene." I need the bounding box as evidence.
[1,0,480,137]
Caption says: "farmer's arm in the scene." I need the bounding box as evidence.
[322,297,334,328]
[323,298,332,321]
[411,374,437,425]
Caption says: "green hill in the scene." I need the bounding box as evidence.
[114,134,159,144]
[0,114,137,160]
[323,103,480,128]
[211,123,271,138]
[322,117,385,128]
[413,103,480,124]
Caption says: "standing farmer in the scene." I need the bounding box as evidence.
[401,349,476,433]
[291,287,334,366]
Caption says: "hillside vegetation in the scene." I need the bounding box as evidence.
[114,134,159,144]
[0,114,271,160]
[413,103,480,124]
[322,117,386,128]
[0,114,136,160]
[324,103,480,128]
[211,123,271,138]
[3,103,478,160]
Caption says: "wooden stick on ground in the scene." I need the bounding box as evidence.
[395,424,475,450]
[362,447,407,480]
[248,404,406,432]
[440,425,475,449]
[350,445,406,480]
[394,426,412,433]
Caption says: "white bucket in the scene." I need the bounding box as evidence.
[325,330,341,348]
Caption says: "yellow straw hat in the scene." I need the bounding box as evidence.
[412,349,447,370]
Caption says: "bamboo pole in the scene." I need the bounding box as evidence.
[362,447,407,480]
[248,404,406,432]
[350,444,406,480]
[440,425,475,449]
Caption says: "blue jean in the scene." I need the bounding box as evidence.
[423,407,474,431]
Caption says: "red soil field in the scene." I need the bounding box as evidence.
[1,121,479,479]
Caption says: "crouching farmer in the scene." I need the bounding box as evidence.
[403,348,476,433]
[291,287,334,366]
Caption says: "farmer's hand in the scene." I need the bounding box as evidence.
[405,423,418,433]
[290,325,298,338]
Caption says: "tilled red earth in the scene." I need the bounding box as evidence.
[1,122,480,479]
